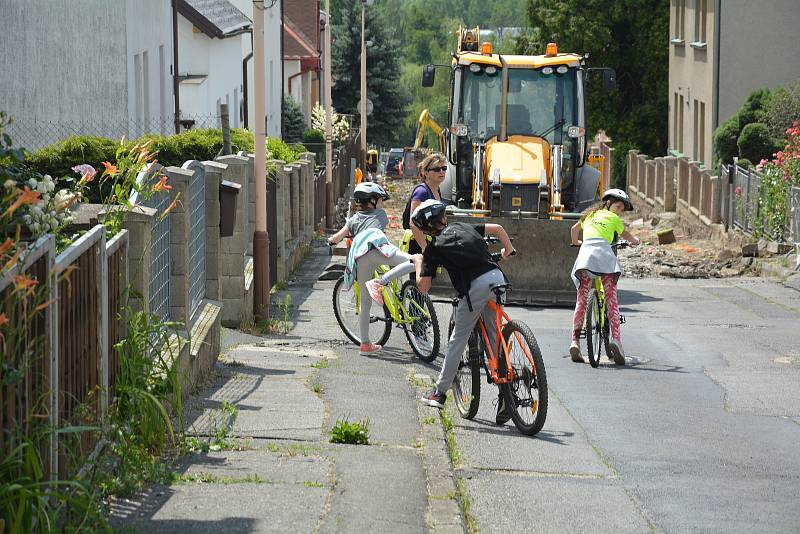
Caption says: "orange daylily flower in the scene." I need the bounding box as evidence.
[35,298,56,312]
[13,274,39,295]
[102,161,119,176]
[0,312,8,327]
[3,247,22,271]
[152,175,172,193]
[2,187,41,218]
[0,238,13,256]
[161,197,179,220]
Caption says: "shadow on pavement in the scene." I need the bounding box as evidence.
[457,419,574,444]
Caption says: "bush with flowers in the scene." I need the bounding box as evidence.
[311,103,351,141]
[753,120,800,240]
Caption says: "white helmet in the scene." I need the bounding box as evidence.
[602,188,633,211]
[353,182,390,202]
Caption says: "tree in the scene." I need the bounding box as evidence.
[519,0,669,186]
[282,96,305,143]
[331,0,409,148]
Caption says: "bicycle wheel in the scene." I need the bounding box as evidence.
[501,320,548,436]
[585,290,603,368]
[400,280,440,363]
[332,276,391,346]
[449,320,481,419]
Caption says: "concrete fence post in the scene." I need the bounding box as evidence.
[275,164,290,282]
[645,159,657,205]
[215,155,251,327]
[163,166,193,328]
[121,206,157,314]
[663,157,677,211]
[202,161,224,300]
[626,149,639,192]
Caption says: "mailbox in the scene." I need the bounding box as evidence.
[219,179,241,237]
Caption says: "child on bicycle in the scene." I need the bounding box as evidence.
[410,199,516,423]
[569,188,640,365]
[327,182,418,354]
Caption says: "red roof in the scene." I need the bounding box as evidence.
[283,0,319,60]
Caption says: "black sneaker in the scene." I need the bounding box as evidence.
[495,392,513,425]
[420,388,446,409]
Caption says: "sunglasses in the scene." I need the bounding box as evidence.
[427,166,447,172]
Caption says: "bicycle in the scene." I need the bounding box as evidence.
[449,247,548,436]
[580,239,629,367]
[332,265,441,362]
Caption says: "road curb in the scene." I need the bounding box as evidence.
[415,383,464,533]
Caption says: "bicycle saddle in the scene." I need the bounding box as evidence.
[490,282,512,293]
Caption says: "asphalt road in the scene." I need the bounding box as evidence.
[420,276,800,533]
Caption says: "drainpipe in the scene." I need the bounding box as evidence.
[243,51,253,128]
[172,0,180,133]
[712,0,721,131]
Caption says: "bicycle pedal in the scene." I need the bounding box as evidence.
[619,315,626,324]
[579,330,587,339]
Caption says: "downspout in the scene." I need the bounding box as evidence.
[172,0,180,133]
[280,0,285,138]
[243,29,254,129]
[243,51,253,128]
[712,0,721,131]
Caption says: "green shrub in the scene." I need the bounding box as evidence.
[763,84,800,140]
[713,115,741,167]
[283,96,305,143]
[735,158,752,168]
[737,88,772,128]
[737,122,775,162]
[267,137,305,162]
[303,128,324,144]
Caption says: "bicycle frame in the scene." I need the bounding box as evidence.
[475,299,535,385]
[593,277,607,331]
[361,266,431,328]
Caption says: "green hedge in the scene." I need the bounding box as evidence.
[737,122,774,163]
[24,129,306,202]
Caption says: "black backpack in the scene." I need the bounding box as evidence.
[402,183,434,230]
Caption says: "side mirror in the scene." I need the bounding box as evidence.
[602,69,617,92]
[422,64,436,87]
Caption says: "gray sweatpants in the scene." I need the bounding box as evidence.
[436,268,504,393]
[356,248,413,344]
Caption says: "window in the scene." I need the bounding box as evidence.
[142,51,150,127]
[159,45,167,134]
[671,0,685,44]
[692,99,699,161]
[692,0,707,47]
[673,92,679,149]
[233,88,240,128]
[698,101,706,164]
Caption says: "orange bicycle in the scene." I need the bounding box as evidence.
[448,253,548,436]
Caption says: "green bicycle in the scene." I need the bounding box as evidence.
[582,239,629,367]
[332,265,441,362]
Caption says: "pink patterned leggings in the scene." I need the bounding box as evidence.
[571,271,620,342]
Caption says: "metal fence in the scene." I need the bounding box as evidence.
[728,165,765,236]
[106,230,129,400]
[791,186,800,244]
[130,164,172,322]
[5,114,221,153]
[183,160,207,318]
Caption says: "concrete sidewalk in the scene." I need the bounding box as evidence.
[111,244,463,533]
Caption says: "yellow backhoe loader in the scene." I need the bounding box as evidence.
[421,27,616,305]
[413,109,446,153]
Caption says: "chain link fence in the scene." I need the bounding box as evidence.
[6,114,221,152]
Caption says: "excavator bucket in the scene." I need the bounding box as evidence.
[431,216,578,306]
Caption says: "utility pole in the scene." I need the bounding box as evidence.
[360,0,367,172]
[253,0,270,320]
[324,0,333,227]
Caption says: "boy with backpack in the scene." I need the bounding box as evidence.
[407,200,516,422]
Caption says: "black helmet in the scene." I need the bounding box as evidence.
[353,182,390,202]
[411,199,447,234]
[602,188,633,211]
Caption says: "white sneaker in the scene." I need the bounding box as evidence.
[569,341,584,363]
[608,338,626,365]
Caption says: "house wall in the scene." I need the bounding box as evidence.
[125,0,174,136]
[717,0,800,126]
[228,0,282,137]
[0,0,128,148]
[177,16,243,126]
[668,0,715,167]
